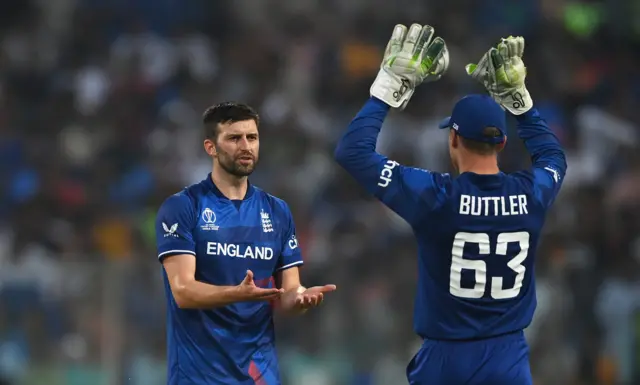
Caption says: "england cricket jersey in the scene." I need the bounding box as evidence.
[335,97,567,341]
[155,175,303,384]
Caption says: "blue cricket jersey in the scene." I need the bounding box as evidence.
[335,97,567,341]
[155,175,303,385]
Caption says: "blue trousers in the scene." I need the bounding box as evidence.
[407,331,532,385]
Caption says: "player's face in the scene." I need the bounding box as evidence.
[211,120,260,177]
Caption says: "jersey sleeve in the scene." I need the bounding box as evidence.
[275,203,304,272]
[334,97,449,225]
[516,108,568,208]
[155,192,197,262]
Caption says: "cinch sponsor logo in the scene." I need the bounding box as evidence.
[378,160,399,188]
[206,242,274,260]
[288,235,298,250]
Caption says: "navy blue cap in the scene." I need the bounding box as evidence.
[438,94,506,144]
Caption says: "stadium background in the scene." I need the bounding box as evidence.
[0,0,639,384]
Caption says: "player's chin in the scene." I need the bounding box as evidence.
[232,161,256,176]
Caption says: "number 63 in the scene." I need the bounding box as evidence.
[450,231,529,300]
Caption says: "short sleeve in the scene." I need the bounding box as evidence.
[276,203,304,272]
[156,193,197,262]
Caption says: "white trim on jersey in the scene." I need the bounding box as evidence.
[158,249,197,259]
[275,260,304,271]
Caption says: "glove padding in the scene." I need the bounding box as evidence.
[466,36,532,115]
[371,23,449,109]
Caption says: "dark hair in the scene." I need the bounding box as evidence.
[457,127,503,155]
[202,102,260,141]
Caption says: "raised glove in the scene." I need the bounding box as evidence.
[466,36,532,115]
[370,23,449,109]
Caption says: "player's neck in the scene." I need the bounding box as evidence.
[457,156,500,175]
[210,167,248,200]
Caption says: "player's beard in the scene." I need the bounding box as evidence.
[215,146,258,177]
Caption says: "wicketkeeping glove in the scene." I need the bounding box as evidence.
[466,36,533,115]
[370,23,449,110]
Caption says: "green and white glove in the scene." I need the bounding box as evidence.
[466,36,532,115]
[370,23,449,110]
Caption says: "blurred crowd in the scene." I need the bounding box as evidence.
[0,0,639,384]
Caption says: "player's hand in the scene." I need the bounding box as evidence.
[370,23,449,110]
[237,270,284,302]
[293,285,337,312]
[466,36,533,115]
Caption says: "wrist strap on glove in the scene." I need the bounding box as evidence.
[370,69,414,109]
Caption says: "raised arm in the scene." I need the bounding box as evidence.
[334,97,449,225]
[334,23,450,225]
[516,109,567,207]
[466,36,567,208]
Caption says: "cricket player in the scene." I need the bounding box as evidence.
[156,102,336,385]
[334,24,566,385]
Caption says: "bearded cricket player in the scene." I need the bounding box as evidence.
[334,24,566,385]
[156,102,336,385]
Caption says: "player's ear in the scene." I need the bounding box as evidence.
[449,129,459,149]
[495,136,507,153]
[204,139,216,157]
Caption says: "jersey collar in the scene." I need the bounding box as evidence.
[204,173,255,200]
[459,172,505,188]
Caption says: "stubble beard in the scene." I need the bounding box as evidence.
[216,147,258,177]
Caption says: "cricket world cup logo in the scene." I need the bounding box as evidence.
[201,208,219,231]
